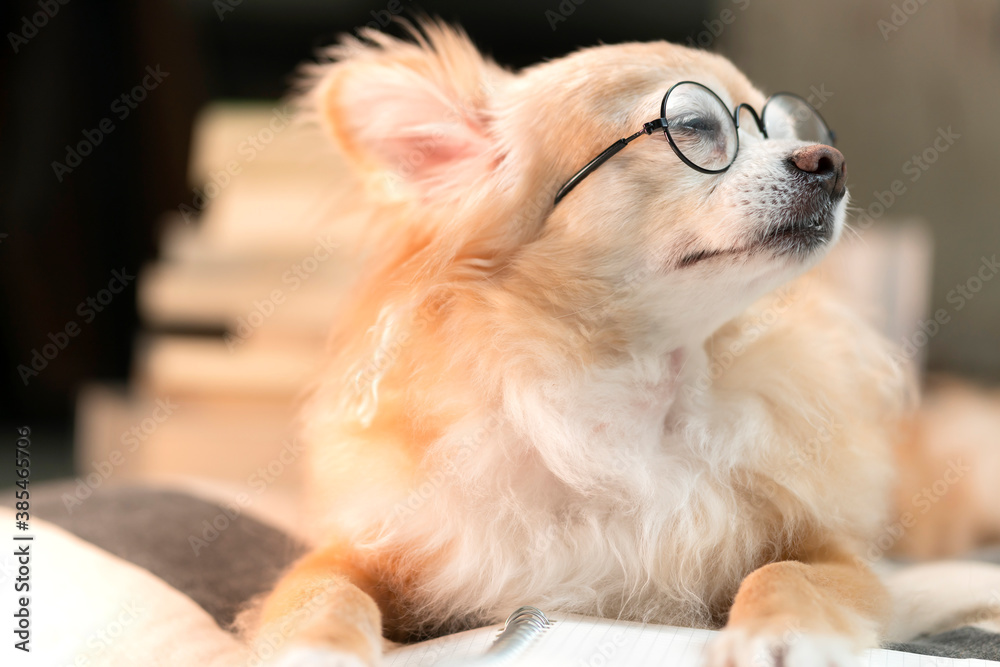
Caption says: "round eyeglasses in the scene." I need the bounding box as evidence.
[553,81,835,206]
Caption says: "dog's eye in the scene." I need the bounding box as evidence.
[670,116,720,136]
[661,83,739,171]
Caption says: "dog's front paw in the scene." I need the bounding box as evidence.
[705,628,860,667]
[264,645,374,667]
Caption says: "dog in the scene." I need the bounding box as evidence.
[246,21,997,667]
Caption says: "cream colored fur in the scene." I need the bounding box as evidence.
[255,22,932,667]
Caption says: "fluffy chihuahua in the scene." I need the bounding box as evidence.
[247,22,988,667]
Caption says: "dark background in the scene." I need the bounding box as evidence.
[2,0,999,479]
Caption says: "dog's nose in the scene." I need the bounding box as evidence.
[788,145,846,199]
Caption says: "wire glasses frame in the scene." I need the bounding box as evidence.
[552,81,835,206]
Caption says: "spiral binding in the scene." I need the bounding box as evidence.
[485,606,551,663]
[435,606,552,666]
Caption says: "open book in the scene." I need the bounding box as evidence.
[386,607,990,666]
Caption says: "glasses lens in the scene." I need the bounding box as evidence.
[662,83,738,172]
[763,94,833,144]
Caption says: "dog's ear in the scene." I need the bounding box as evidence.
[310,22,504,201]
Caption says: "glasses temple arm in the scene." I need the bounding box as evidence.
[553,128,648,205]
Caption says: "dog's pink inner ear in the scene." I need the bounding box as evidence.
[326,64,493,198]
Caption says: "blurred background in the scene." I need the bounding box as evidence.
[1,0,998,483]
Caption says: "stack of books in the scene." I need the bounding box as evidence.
[74,101,366,494]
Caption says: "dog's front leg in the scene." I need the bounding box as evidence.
[706,547,889,667]
[251,545,383,667]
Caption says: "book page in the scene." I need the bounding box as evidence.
[385,625,501,666]
[385,613,998,666]
[519,616,716,667]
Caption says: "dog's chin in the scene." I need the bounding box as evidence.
[752,210,838,257]
[678,206,842,269]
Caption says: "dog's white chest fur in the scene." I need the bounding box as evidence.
[367,347,802,632]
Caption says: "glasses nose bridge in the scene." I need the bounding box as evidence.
[734,103,767,138]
